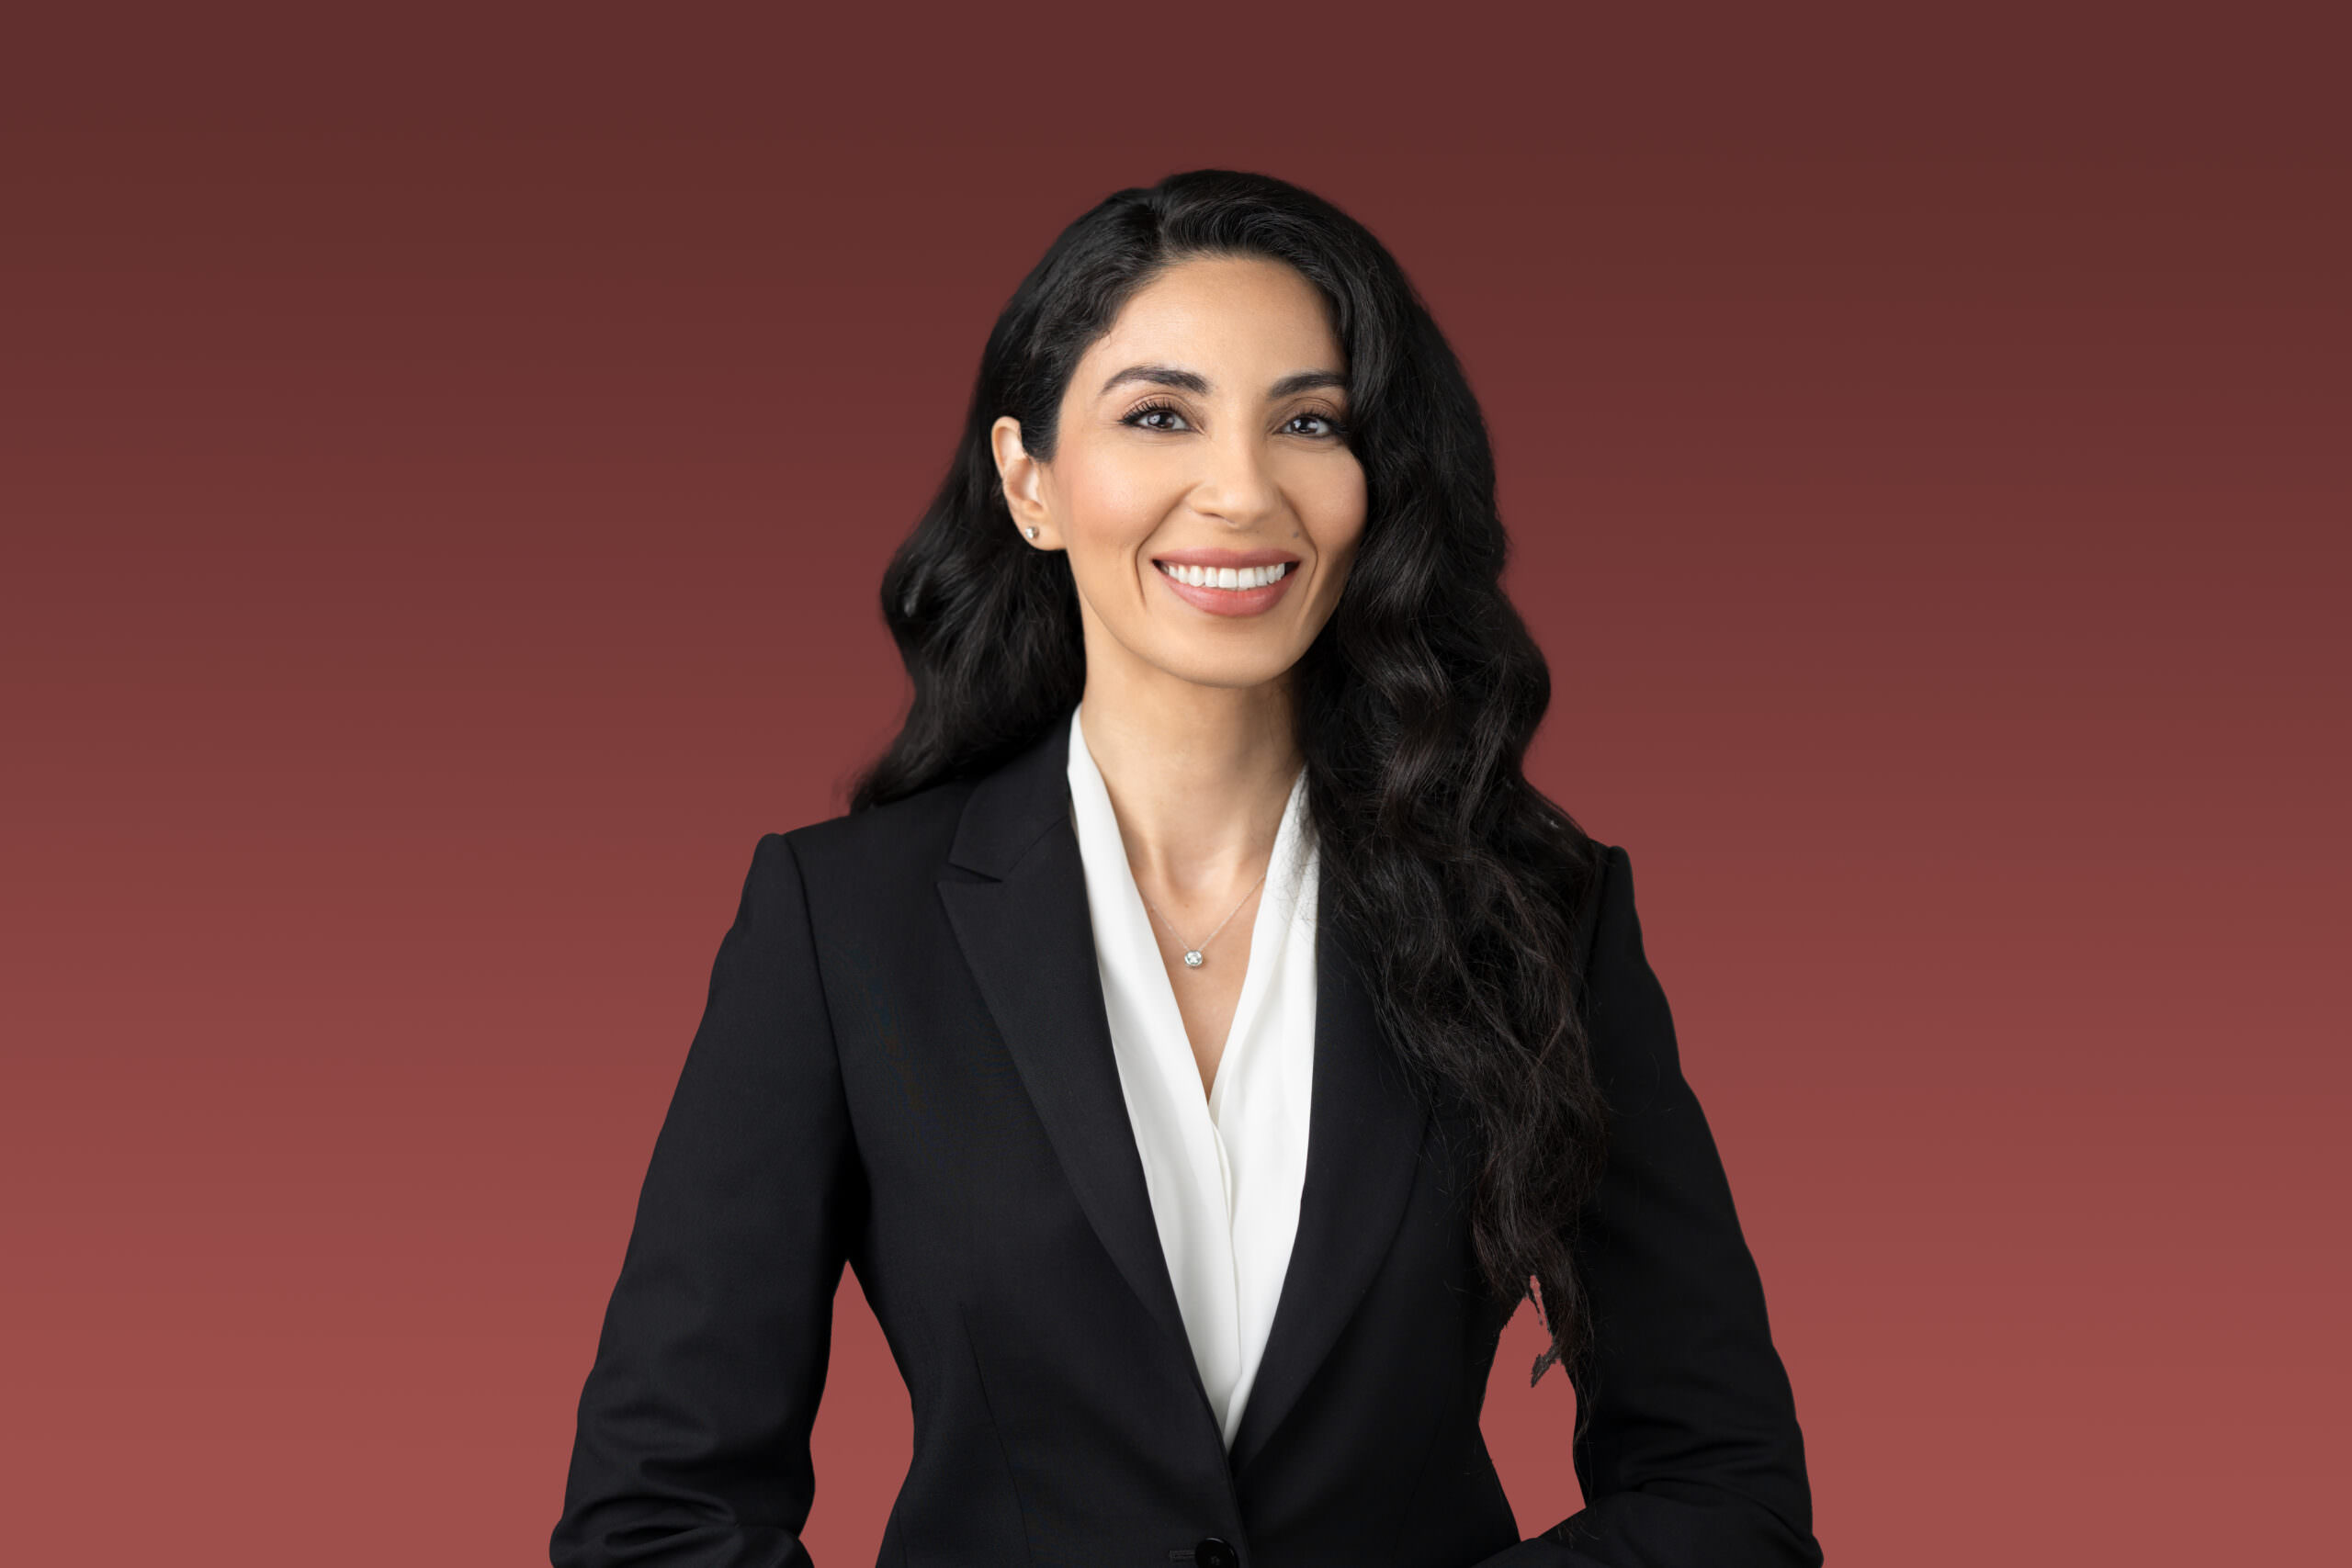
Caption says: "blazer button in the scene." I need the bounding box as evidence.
[1193,1539,1238,1568]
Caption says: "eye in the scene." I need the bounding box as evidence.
[1121,400,1192,433]
[1282,409,1347,439]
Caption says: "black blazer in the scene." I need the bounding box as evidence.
[551,718,1820,1568]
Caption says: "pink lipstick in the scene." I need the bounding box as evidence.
[1150,548,1301,618]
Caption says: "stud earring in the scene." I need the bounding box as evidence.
[1023,526,1038,540]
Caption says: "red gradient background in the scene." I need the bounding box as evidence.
[2,7,2344,1564]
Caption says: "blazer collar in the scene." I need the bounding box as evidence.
[935,714,1430,1481]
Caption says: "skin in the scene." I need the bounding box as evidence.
[991,254,1368,1098]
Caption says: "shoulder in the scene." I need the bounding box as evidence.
[752,773,984,904]
[1571,838,1631,981]
[1573,839,1689,1101]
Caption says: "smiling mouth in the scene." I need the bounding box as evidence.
[1153,559,1294,591]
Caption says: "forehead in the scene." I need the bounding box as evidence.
[1077,254,1341,386]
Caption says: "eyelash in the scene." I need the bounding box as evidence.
[1121,399,1349,440]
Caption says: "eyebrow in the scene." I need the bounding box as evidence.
[1097,364,1349,400]
[1270,368,1348,398]
[1099,364,1208,397]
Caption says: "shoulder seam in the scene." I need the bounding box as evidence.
[1572,840,1620,984]
[773,833,851,1090]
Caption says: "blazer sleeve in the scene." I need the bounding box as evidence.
[1474,843,1823,1568]
[550,832,865,1568]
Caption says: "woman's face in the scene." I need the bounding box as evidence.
[991,254,1368,698]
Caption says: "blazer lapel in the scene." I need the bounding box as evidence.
[935,714,1431,1478]
[935,719,1204,1385]
[1227,873,1428,1478]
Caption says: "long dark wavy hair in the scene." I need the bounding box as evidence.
[849,169,1609,1394]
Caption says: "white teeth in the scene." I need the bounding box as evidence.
[1159,561,1291,590]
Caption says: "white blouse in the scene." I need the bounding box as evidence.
[1064,703,1319,1450]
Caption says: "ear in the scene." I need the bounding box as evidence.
[989,415,1057,547]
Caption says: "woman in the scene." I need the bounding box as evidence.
[551,169,1820,1568]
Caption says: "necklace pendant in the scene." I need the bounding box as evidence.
[1182,950,1204,968]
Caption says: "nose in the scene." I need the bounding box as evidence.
[1190,425,1286,530]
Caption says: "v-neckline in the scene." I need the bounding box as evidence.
[1065,708,1310,1123]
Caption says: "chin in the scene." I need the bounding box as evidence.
[1153,653,1299,694]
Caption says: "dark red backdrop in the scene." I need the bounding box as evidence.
[2,6,2343,1564]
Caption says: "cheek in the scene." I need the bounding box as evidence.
[1055,447,1181,549]
[1296,458,1370,558]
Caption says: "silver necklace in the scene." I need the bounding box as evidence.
[1140,867,1269,970]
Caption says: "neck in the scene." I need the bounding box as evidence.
[1077,661,1302,903]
